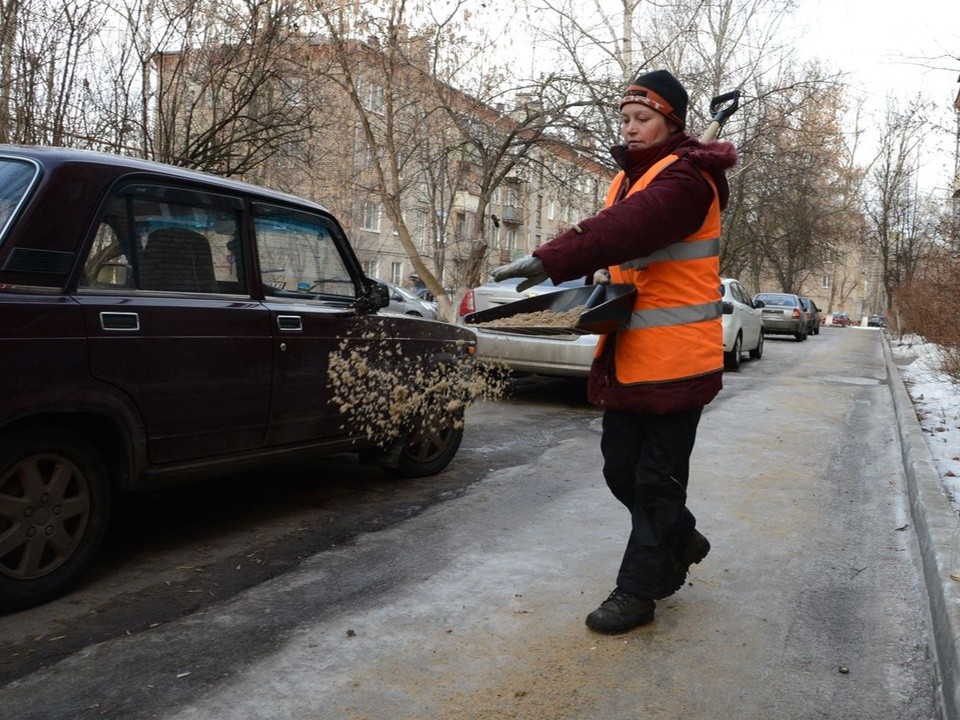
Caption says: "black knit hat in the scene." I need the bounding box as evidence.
[620,69,688,130]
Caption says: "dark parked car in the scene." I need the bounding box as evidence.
[868,314,887,328]
[754,292,807,341]
[0,146,476,611]
[799,297,821,336]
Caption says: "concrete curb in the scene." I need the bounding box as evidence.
[883,335,960,719]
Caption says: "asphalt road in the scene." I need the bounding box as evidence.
[0,328,938,719]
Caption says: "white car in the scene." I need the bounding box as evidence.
[721,277,764,370]
[386,283,439,319]
[457,278,598,377]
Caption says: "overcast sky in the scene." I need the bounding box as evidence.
[789,0,957,192]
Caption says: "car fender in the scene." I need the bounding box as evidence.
[0,385,148,491]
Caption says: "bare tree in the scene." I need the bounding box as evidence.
[523,0,861,296]
[149,0,316,176]
[309,0,590,317]
[0,0,108,145]
[862,98,937,328]
[736,78,857,292]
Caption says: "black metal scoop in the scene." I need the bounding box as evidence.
[463,283,636,335]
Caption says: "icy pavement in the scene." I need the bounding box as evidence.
[889,334,960,509]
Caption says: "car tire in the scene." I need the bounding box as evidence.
[794,329,805,341]
[387,416,464,479]
[749,331,764,360]
[0,426,112,613]
[724,333,743,371]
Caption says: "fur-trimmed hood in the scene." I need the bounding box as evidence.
[610,134,738,209]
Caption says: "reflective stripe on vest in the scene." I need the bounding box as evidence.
[625,300,723,330]
[619,237,720,270]
[595,154,723,384]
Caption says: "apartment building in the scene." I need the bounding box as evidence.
[154,33,614,297]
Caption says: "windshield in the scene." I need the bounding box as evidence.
[756,293,796,306]
[393,285,422,302]
[0,158,38,239]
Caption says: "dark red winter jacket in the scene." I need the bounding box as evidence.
[533,132,739,414]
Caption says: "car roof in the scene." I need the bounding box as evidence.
[0,144,332,214]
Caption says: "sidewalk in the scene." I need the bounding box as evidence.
[883,336,960,719]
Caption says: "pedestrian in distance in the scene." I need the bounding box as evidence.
[491,69,738,633]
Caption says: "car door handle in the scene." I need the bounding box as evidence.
[99,311,140,331]
[277,315,302,332]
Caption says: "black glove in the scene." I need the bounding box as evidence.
[490,256,549,292]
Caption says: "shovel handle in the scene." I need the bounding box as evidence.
[585,282,606,309]
[699,89,741,143]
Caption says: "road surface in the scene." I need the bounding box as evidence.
[1,328,937,719]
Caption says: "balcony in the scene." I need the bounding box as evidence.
[499,205,524,224]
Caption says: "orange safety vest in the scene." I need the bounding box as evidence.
[595,154,723,384]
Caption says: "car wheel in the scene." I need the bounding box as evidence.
[749,331,764,360]
[0,427,112,613]
[794,329,805,341]
[387,416,464,479]
[724,333,743,371]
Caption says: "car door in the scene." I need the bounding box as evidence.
[734,281,763,347]
[251,202,371,446]
[75,183,273,465]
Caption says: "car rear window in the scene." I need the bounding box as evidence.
[756,293,796,306]
[0,158,38,239]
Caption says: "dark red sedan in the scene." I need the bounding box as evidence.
[0,146,476,612]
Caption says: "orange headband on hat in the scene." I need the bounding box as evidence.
[620,85,680,124]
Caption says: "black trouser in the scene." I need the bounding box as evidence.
[600,406,703,598]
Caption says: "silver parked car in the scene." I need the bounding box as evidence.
[721,278,764,370]
[457,277,598,377]
[754,292,807,341]
[386,283,439,319]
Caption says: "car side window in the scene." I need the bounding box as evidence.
[80,185,246,295]
[253,203,355,301]
[731,283,748,305]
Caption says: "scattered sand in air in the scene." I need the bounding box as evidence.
[328,331,511,447]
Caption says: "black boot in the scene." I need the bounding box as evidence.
[681,529,711,566]
[654,529,711,599]
[585,588,655,634]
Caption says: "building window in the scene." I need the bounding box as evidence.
[547,200,555,221]
[536,195,543,228]
[821,275,832,289]
[390,261,402,285]
[365,259,379,279]
[416,210,430,252]
[506,228,517,251]
[490,223,500,250]
[363,81,385,114]
[361,202,381,232]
